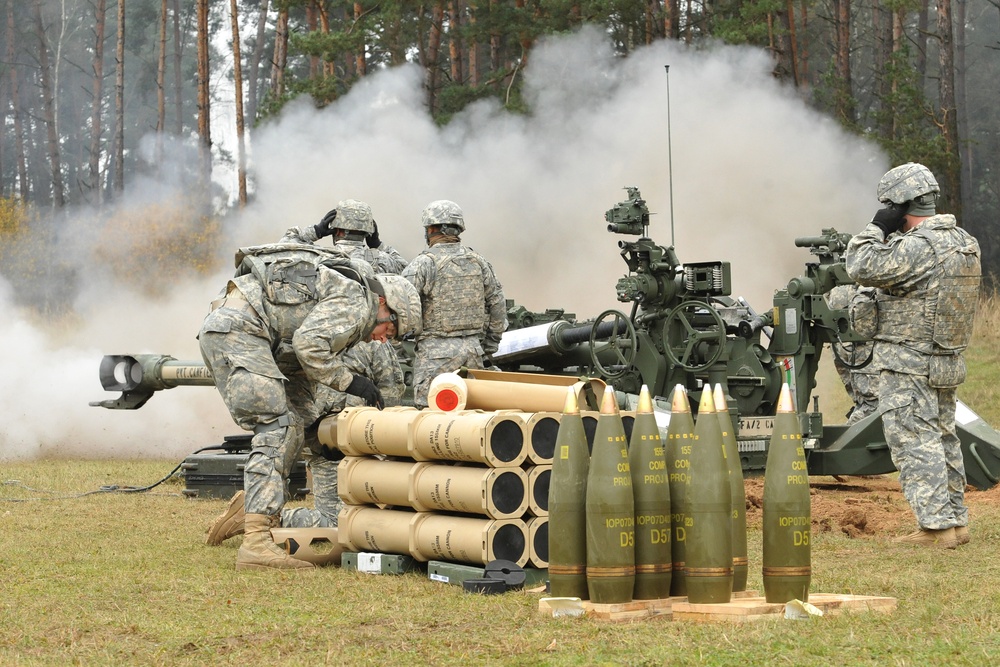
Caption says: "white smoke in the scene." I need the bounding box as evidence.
[0,27,886,462]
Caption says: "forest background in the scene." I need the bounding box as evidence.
[0,1,998,461]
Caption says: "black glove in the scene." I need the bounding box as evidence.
[366,219,381,249]
[345,374,384,409]
[871,204,906,237]
[314,209,338,239]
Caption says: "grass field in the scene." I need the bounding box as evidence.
[2,295,999,666]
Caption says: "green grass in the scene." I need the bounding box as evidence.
[3,294,999,666]
[2,464,999,666]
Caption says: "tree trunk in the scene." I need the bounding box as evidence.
[89,0,107,204]
[196,0,212,185]
[489,0,500,72]
[936,0,961,218]
[156,0,167,166]
[247,0,269,125]
[426,2,444,113]
[231,0,247,207]
[6,3,29,200]
[916,0,929,80]
[355,2,367,76]
[873,0,893,138]
[172,0,183,135]
[271,7,289,100]
[449,1,463,84]
[955,0,971,216]
[34,0,65,206]
[468,2,479,86]
[833,0,854,124]
[114,0,125,194]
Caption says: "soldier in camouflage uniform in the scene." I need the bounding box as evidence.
[313,199,408,274]
[825,284,879,425]
[846,163,981,549]
[198,223,421,570]
[402,200,507,409]
[206,199,405,546]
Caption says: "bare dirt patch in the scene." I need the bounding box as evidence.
[744,475,1000,538]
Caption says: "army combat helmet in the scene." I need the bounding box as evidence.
[335,199,375,235]
[421,200,465,234]
[876,162,940,217]
[372,274,422,339]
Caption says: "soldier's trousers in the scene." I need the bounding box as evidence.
[879,370,968,530]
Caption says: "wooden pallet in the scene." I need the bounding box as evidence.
[537,590,760,622]
[671,593,897,622]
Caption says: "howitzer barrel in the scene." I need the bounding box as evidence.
[494,319,624,363]
[91,354,214,410]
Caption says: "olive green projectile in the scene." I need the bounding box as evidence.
[585,385,635,604]
[665,384,694,597]
[628,385,672,600]
[548,385,591,599]
[714,384,748,592]
[762,383,812,603]
[685,388,733,604]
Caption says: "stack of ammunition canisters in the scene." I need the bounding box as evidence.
[319,406,558,569]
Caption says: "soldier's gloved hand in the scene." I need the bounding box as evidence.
[871,204,907,237]
[345,374,384,409]
[366,220,381,249]
[313,209,338,239]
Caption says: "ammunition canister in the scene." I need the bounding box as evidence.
[665,385,694,597]
[410,410,528,467]
[714,384,749,592]
[427,371,605,413]
[328,406,422,458]
[338,505,529,566]
[527,516,549,568]
[525,411,561,464]
[409,461,529,519]
[547,386,591,599]
[629,385,672,600]
[585,386,636,604]
[527,464,551,516]
[413,513,529,567]
[338,456,413,507]
[762,383,812,603]
[685,388,733,604]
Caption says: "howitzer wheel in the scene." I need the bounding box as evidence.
[663,300,726,372]
[589,310,637,379]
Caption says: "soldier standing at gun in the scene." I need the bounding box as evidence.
[207,201,409,548]
[198,221,421,570]
[845,162,981,549]
[402,200,507,409]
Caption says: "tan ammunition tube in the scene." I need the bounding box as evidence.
[526,464,552,517]
[410,410,527,467]
[428,372,605,413]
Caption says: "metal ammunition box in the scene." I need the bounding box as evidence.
[341,551,421,575]
[180,450,308,500]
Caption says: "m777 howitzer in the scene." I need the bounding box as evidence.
[91,187,1000,490]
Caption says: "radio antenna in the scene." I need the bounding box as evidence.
[664,65,675,247]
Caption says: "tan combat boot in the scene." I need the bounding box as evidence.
[236,514,315,571]
[892,527,958,549]
[206,490,245,546]
[955,526,970,546]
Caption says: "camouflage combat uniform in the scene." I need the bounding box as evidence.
[825,284,879,424]
[402,226,506,409]
[277,224,405,527]
[846,215,981,530]
[198,241,380,520]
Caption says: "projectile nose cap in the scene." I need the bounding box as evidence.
[777,382,795,414]
[562,384,581,415]
[670,384,690,414]
[698,386,717,414]
[636,385,653,414]
[712,383,728,411]
[599,385,619,415]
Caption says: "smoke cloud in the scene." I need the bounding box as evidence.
[0,27,886,462]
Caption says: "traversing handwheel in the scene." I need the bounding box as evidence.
[663,300,726,372]
[589,309,637,379]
